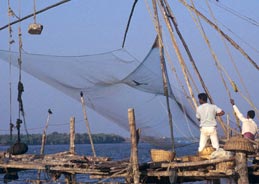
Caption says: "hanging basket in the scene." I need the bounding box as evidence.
[223,136,255,153]
[28,23,43,35]
[150,149,175,162]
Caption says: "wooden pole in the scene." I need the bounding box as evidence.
[38,109,52,179]
[152,0,175,151]
[64,173,76,184]
[178,0,258,71]
[69,117,75,154]
[40,110,52,155]
[80,91,96,157]
[162,0,213,105]
[128,108,140,184]
[235,152,249,184]
[156,0,198,110]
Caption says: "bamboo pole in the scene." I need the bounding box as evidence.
[80,91,96,157]
[157,0,198,110]
[162,0,213,104]
[178,0,259,71]
[152,0,175,151]
[128,108,140,184]
[69,117,75,155]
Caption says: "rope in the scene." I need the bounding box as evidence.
[204,0,242,128]
[17,0,29,140]
[210,0,259,27]
[152,0,175,151]
[7,0,14,141]
[33,0,37,23]
[204,0,258,124]
[145,0,199,140]
[122,0,138,48]
[183,0,229,135]
[162,0,214,105]
[178,0,259,71]
[156,0,198,110]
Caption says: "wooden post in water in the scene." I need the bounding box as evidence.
[80,91,96,157]
[128,108,140,184]
[69,117,75,154]
[235,152,249,184]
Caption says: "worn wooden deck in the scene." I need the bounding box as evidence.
[1,150,259,183]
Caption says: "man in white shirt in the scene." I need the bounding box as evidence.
[230,99,258,140]
[196,93,225,152]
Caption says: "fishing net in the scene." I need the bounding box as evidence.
[0,40,200,147]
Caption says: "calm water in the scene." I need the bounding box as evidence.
[0,142,200,183]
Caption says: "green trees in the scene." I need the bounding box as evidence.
[0,132,125,145]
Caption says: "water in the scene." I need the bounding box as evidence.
[0,142,201,183]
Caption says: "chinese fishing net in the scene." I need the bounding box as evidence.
[0,40,200,148]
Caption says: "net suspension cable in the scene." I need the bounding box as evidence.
[122,0,138,48]
[187,1,259,54]
[209,2,259,119]
[186,0,232,136]
[188,0,258,134]
[158,0,201,138]
[145,0,199,139]
[7,0,15,141]
[204,0,258,129]
[204,1,259,120]
[209,0,259,27]
[156,0,199,111]
[17,0,29,141]
[178,0,259,71]
[152,0,175,151]
[203,0,241,131]
[162,0,214,105]
[163,46,198,140]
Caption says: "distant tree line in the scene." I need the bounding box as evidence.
[0,132,126,145]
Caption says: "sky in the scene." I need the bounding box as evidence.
[0,0,258,138]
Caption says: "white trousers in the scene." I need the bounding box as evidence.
[198,127,219,152]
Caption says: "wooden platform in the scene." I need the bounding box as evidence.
[1,150,259,183]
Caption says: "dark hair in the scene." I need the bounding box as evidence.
[247,110,255,119]
[198,93,207,102]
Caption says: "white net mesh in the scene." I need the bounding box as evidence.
[0,40,200,147]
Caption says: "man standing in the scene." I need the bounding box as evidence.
[230,99,258,140]
[196,93,225,152]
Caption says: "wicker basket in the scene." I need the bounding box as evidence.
[224,136,255,153]
[150,149,175,162]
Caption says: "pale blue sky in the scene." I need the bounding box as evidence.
[0,0,258,137]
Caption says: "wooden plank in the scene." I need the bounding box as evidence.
[161,158,234,168]
[177,170,235,177]
[146,170,174,177]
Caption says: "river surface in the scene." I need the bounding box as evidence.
[0,142,208,183]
